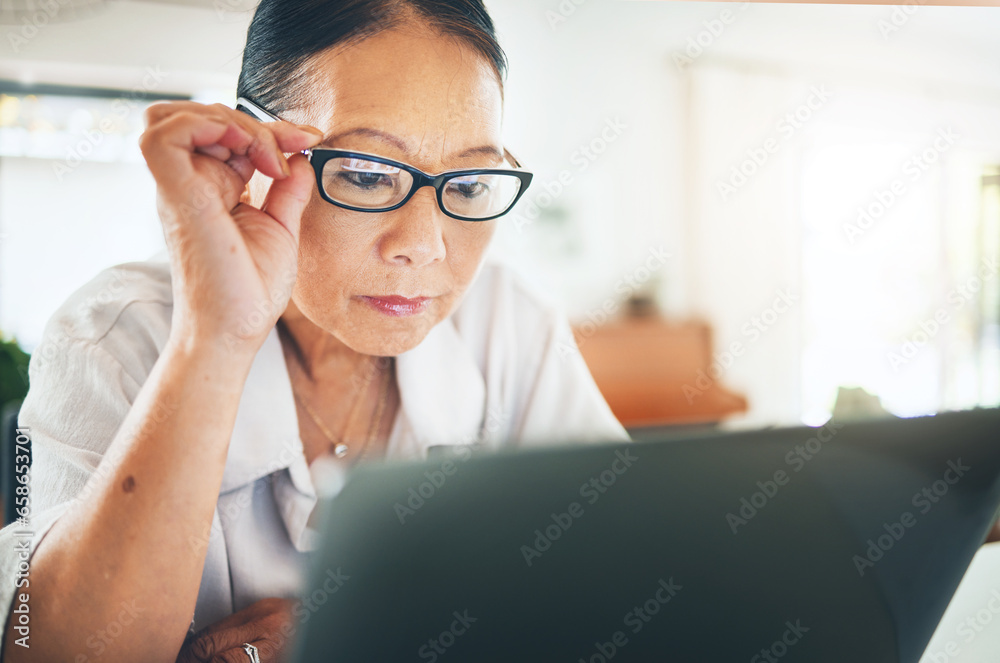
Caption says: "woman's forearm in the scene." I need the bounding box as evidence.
[4,335,258,663]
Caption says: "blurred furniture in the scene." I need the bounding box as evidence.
[573,317,747,430]
[1,400,26,527]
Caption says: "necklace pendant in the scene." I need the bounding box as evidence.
[333,443,349,458]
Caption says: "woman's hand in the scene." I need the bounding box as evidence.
[139,100,324,357]
[176,597,299,663]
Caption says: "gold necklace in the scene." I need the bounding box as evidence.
[290,355,391,460]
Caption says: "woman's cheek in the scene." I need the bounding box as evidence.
[450,221,496,280]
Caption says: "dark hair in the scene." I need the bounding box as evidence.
[236,0,507,116]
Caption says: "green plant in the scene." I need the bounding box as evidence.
[0,333,30,409]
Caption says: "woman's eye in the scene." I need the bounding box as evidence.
[339,171,392,189]
[333,158,401,190]
[448,179,489,198]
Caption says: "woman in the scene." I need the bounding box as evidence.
[0,0,628,661]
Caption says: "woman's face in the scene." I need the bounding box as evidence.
[257,23,506,357]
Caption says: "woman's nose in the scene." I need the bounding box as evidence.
[378,186,448,268]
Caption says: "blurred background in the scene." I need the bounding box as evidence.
[0,0,999,432]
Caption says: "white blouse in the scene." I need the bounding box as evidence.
[0,249,629,649]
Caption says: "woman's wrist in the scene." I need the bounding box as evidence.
[163,326,263,387]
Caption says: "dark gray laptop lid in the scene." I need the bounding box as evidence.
[291,407,1000,663]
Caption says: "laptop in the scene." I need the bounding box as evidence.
[291,407,1000,663]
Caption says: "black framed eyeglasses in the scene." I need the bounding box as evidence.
[235,97,533,222]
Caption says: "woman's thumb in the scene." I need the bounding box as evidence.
[260,153,313,244]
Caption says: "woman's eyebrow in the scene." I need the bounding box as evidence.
[457,145,504,162]
[322,127,407,152]
[321,127,503,162]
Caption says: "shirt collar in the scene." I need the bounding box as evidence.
[218,314,487,544]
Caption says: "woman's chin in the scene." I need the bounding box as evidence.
[338,298,448,356]
[342,317,439,357]
[352,336,419,357]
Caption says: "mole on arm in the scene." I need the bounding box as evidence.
[122,475,136,493]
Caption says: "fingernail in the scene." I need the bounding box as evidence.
[281,156,291,176]
[296,124,325,137]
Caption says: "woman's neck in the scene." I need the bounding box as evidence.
[278,298,367,382]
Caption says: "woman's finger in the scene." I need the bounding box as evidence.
[257,152,314,243]
[208,640,270,663]
[141,111,274,211]
[143,99,205,125]
[144,99,224,125]
[195,143,233,162]
[147,102,263,149]
[267,120,326,153]
[143,102,287,180]
[140,111,232,185]
[176,599,296,662]
[226,154,256,189]
[147,100,327,152]
[248,637,283,662]
[185,623,270,662]
[219,117,324,178]
[146,100,324,174]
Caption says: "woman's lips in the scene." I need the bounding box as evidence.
[359,295,430,317]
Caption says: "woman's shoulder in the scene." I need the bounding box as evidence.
[33,250,174,381]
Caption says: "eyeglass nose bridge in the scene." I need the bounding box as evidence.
[397,170,470,216]
[405,172,444,208]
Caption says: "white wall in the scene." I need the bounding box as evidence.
[0,156,164,344]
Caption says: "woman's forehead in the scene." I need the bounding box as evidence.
[305,27,499,110]
[292,28,504,166]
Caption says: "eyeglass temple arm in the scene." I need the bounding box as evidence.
[503,147,525,169]
[236,96,279,123]
[236,96,315,157]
